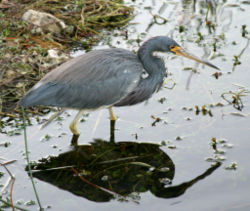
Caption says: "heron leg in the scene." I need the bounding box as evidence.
[110,120,116,142]
[109,107,117,121]
[69,110,84,136]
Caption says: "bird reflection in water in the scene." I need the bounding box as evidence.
[28,126,221,203]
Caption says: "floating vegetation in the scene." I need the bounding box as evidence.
[182,103,227,118]
[221,86,250,111]
[151,115,162,127]
[162,78,176,90]
[241,25,248,38]
[212,71,222,79]
[195,105,213,117]
[158,97,167,104]
[205,155,226,162]
[210,137,230,153]
[0,0,134,118]
[167,145,176,149]
[207,137,236,169]
[225,162,237,170]
[0,168,4,174]
[40,134,52,142]
[0,142,11,148]
[160,140,176,150]
[232,26,250,71]
[211,137,217,151]
[222,143,234,149]
[151,115,168,127]
[25,200,36,206]
[160,140,166,146]
[175,136,183,141]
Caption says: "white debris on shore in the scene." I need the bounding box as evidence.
[22,9,66,34]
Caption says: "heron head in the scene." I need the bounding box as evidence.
[166,38,219,70]
[141,36,219,70]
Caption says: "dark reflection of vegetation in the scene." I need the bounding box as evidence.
[28,139,221,203]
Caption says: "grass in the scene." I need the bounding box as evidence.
[0,0,134,118]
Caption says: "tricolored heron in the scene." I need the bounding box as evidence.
[19,36,218,139]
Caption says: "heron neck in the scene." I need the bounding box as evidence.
[137,40,166,87]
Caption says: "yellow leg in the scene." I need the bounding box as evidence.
[69,110,84,135]
[109,107,117,121]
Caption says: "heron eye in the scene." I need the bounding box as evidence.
[169,46,176,53]
[170,45,181,54]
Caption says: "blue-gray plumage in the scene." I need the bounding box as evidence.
[19,49,142,108]
[19,36,219,137]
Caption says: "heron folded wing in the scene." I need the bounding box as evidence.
[19,49,142,109]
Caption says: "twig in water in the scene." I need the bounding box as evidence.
[0,199,30,211]
[0,161,16,210]
[40,108,66,130]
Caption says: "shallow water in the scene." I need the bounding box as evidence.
[1,0,250,210]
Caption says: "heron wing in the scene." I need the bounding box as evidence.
[19,49,142,109]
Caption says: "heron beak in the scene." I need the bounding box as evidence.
[170,46,219,70]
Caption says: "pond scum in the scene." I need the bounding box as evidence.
[0,0,134,121]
